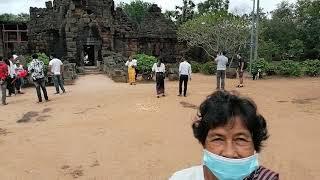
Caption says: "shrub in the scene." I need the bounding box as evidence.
[134,54,157,74]
[302,59,320,77]
[190,61,201,73]
[266,63,277,76]
[251,58,269,75]
[200,61,217,75]
[26,53,49,66]
[276,60,302,77]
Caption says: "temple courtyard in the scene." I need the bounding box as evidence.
[0,74,319,180]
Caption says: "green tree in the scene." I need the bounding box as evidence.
[173,0,196,25]
[262,2,297,59]
[178,12,249,61]
[295,0,320,59]
[0,13,30,22]
[288,39,305,60]
[119,0,152,24]
[198,0,230,15]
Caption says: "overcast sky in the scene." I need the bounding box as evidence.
[0,0,297,15]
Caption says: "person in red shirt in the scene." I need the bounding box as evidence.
[0,56,9,105]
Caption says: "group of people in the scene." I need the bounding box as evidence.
[0,54,27,105]
[125,56,192,98]
[0,53,66,105]
[125,52,246,98]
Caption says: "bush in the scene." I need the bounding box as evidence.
[190,61,201,73]
[251,58,269,75]
[266,63,277,76]
[276,60,302,77]
[134,54,157,74]
[302,59,320,77]
[200,61,217,75]
[26,53,50,66]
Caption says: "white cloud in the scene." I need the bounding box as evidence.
[0,0,297,14]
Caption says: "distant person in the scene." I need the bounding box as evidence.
[84,53,89,65]
[125,56,137,85]
[0,56,9,105]
[215,51,228,90]
[49,54,66,94]
[132,57,138,80]
[28,54,49,103]
[170,90,279,180]
[4,56,16,96]
[152,59,166,98]
[14,60,26,94]
[12,51,18,60]
[178,58,192,97]
[236,53,245,88]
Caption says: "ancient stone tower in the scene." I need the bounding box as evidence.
[28,0,179,66]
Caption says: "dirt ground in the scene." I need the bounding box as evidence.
[0,74,319,180]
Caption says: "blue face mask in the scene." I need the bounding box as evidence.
[203,150,259,180]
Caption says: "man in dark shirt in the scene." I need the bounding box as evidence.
[237,54,245,88]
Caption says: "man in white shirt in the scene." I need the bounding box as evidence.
[215,51,228,90]
[49,54,66,94]
[178,58,192,97]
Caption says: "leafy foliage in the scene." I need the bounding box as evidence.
[302,59,320,77]
[119,0,152,24]
[0,13,30,23]
[165,0,196,25]
[251,58,269,75]
[134,54,157,74]
[200,61,217,75]
[276,60,302,77]
[190,61,201,73]
[178,12,249,59]
[198,0,229,15]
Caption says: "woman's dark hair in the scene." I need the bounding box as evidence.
[192,91,269,152]
[32,54,38,59]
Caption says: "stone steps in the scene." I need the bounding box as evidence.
[84,66,103,75]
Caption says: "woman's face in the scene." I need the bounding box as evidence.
[204,116,255,158]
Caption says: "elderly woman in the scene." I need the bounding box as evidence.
[170,91,279,180]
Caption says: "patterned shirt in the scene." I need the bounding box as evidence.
[245,166,279,180]
[28,59,45,80]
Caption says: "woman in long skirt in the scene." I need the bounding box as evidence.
[125,57,137,85]
[152,59,166,98]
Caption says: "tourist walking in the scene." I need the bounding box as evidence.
[236,53,245,88]
[178,58,192,97]
[28,54,49,103]
[49,54,66,94]
[215,51,228,90]
[125,57,137,85]
[0,56,8,105]
[152,59,166,98]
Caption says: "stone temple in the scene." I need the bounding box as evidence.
[28,0,180,67]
